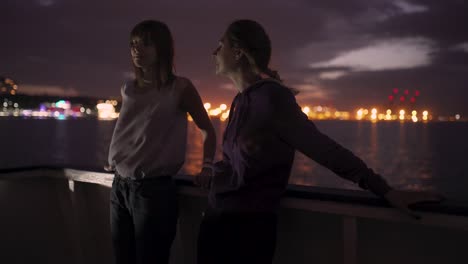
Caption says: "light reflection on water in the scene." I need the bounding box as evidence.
[1,118,467,202]
[182,120,468,202]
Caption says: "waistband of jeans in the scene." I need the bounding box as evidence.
[114,173,173,184]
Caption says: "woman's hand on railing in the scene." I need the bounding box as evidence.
[194,167,213,189]
[103,165,115,173]
[384,189,445,220]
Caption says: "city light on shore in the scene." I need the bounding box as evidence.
[0,95,464,123]
[96,102,119,120]
[7,89,448,123]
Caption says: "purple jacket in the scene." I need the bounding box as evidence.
[209,79,391,213]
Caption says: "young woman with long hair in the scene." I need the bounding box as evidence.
[107,20,216,264]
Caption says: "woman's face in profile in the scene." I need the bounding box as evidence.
[212,35,237,76]
[130,36,157,69]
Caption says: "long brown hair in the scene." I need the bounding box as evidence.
[130,20,175,88]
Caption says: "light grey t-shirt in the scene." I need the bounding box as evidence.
[108,76,189,179]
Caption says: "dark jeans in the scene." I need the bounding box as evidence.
[197,208,278,264]
[110,174,178,264]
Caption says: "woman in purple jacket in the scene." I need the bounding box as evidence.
[196,19,443,264]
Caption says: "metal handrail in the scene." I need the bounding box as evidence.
[1,165,467,218]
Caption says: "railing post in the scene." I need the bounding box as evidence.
[54,176,83,264]
[343,216,357,264]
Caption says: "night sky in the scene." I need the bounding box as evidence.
[1,0,467,115]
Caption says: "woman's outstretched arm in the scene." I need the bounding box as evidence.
[268,85,443,218]
[269,85,391,197]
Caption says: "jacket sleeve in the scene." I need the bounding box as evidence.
[269,85,392,197]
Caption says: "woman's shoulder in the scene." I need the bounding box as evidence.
[119,79,134,95]
[172,75,199,97]
[251,79,294,101]
[173,75,195,88]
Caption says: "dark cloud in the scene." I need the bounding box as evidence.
[1,0,467,115]
[372,0,468,46]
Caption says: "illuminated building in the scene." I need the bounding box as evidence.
[0,76,18,95]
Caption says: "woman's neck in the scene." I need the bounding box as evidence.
[141,67,155,83]
[229,68,262,93]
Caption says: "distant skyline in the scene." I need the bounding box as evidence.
[1,0,467,115]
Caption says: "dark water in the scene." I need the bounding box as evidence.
[1,118,468,202]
